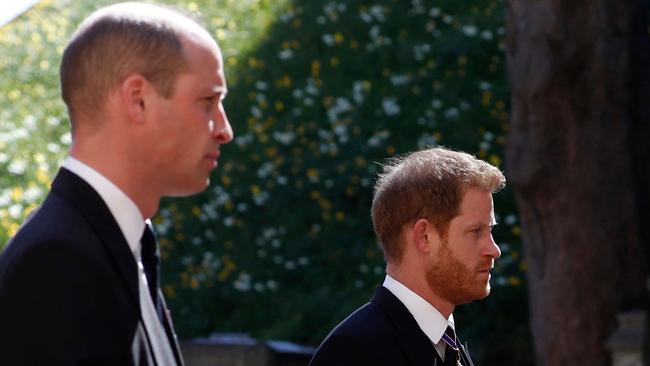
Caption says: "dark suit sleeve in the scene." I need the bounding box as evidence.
[0,240,134,366]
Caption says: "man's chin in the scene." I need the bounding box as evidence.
[470,284,492,301]
[480,285,491,299]
[167,180,210,197]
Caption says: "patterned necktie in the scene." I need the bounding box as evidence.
[441,326,461,366]
[139,224,176,365]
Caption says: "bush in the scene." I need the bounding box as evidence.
[0,0,531,364]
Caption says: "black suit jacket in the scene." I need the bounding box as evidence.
[308,286,475,366]
[0,168,184,366]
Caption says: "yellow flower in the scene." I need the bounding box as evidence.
[265,147,278,157]
[489,154,501,167]
[163,284,176,299]
[306,168,318,179]
[354,156,366,167]
[482,91,492,107]
[277,75,292,88]
[221,175,231,187]
[11,187,24,201]
[510,251,520,260]
[190,278,199,289]
[311,60,321,79]
[511,225,521,237]
[224,200,234,211]
[507,276,522,286]
[520,260,528,271]
[8,90,21,101]
[6,222,20,238]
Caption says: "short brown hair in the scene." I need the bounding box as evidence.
[60,3,201,123]
[371,147,505,263]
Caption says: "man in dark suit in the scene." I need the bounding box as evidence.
[309,147,505,366]
[0,2,232,365]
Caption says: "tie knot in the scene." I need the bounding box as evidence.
[442,326,458,351]
[141,224,158,259]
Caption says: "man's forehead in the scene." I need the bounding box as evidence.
[454,190,495,222]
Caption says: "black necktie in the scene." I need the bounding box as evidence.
[141,224,163,322]
[442,326,461,366]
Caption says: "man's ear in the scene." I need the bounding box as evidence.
[411,218,440,254]
[119,74,149,124]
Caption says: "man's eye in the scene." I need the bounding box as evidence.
[203,98,215,109]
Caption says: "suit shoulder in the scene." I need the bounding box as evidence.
[0,193,112,299]
[1,193,100,264]
[309,302,400,366]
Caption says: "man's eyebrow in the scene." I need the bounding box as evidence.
[212,85,227,93]
[212,88,228,98]
[202,88,228,99]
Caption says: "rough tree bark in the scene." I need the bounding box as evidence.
[505,1,649,365]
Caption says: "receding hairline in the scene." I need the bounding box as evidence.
[61,1,219,123]
[78,2,209,36]
[78,2,220,70]
[72,2,218,55]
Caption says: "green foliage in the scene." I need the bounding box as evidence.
[0,0,531,364]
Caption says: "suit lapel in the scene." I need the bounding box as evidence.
[158,289,185,366]
[371,286,438,366]
[458,342,475,366]
[51,168,139,307]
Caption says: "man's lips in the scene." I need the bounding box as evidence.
[477,265,494,274]
[205,151,220,160]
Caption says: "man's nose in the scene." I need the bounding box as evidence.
[486,234,501,259]
[211,104,233,143]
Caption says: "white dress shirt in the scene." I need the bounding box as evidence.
[63,157,145,256]
[63,157,176,365]
[383,275,455,360]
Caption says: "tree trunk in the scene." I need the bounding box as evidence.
[504,1,649,365]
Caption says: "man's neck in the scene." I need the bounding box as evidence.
[386,264,455,318]
[69,147,160,219]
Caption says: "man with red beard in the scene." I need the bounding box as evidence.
[309,147,505,366]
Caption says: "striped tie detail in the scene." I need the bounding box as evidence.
[441,326,461,366]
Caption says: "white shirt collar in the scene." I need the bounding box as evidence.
[383,274,454,345]
[62,156,145,258]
